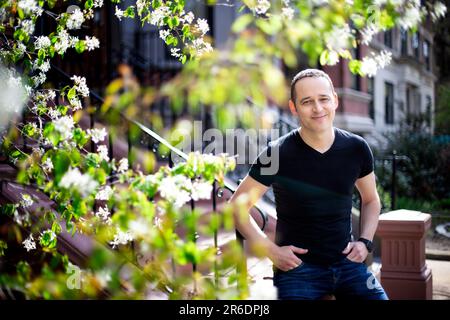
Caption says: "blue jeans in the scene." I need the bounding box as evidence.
[273,257,389,300]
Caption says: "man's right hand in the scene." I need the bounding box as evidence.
[269,245,308,272]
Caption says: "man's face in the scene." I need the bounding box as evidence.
[288,76,338,134]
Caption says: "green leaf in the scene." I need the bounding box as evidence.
[0,204,18,216]
[53,151,71,183]
[39,230,57,249]
[125,6,135,18]
[18,8,24,20]
[349,59,362,75]
[0,240,7,256]
[85,0,94,9]
[320,50,329,66]
[231,14,253,33]
[74,40,86,54]
[67,88,76,100]
[51,220,62,234]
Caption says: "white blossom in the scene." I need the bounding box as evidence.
[159,29,170,41]
[18,0,42,16]
[282,7,294,20]
[96,185,113,200]
[69,35,79,48]
[53,115,74,140]
[431,1,447,22]
[150,6,171,26]
[18,0,37,15]
[45,90,56,101]
[182,11,195,24]
[374,50,392,68]
[325,24,353,52]
[69,97,82,110]
[360,50,392,77]
[15,42,26,57]
[360,57,378,77]
[21,20,35,35]
[175,190,191,208]
[97,145,109,162]
[95,205,111,224]
[22,234,36,252]
[110,228,133,248]
[361,23,381,45]
[87,127,107,144]
[196,18,209,35]
[24,85,32,96]
[170,48,181,58]
[145,174,159,185]
[54,30,70,54]
[33,59,50,73]
[34,36,51,49]
[117,158,129,173]
[115,6,124,20]
[191,38,213,57]
[190,181,212,201]
[398,6,421,30]
[70,75,89,97]
[254,0,271,15]
[159,175,192,208]
[93,0,104,8]
[48,108,61,119]
[31,72,46,86]
[42,157,53,172]
[129,218,151,238]
[327,50,340,65]
[136,0,146,13]
[20,193,33,208]
[85,36,100,51]
[66,9,85,30]
[59,168,98,196]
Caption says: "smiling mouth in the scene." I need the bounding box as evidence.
[312,115,327,119]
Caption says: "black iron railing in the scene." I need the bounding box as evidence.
[48,65,269,286]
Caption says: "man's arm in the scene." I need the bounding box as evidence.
[342,172,381,262]
[229,175,307,271]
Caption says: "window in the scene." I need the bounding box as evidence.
[368,77,375,121]
[426,95,432,127]
[400,28,408,55]
[406,85,421,116]
[423,40,431,71]
[385,82,394,124]
[412,32,420,59]
[350,45,361,91]
[384,29,393,48]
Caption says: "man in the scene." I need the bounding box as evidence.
[229,69,388,300]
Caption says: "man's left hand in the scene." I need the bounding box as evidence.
[342,241,368,263]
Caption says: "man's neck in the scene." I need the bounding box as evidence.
[298,127,335,153]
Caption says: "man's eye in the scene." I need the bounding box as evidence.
[303,100,311,105]
[321,98,330,102]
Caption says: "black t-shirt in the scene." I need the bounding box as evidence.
[249,127,374,266]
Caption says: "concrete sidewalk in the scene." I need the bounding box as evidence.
[427,259,450,300]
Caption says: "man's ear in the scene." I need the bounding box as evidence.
[333,91,339,110]
[288,99,298,116]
